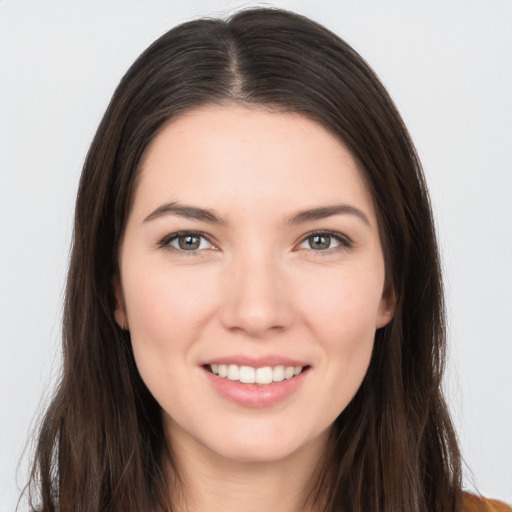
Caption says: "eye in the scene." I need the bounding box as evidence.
[160,231,215,252]
[297,231,351,252]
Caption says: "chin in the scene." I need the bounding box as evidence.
[214,439,297,463]
[193,420,329,465]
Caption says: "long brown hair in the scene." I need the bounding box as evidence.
[26,8,462,512]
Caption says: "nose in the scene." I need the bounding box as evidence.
[219,250,294,337]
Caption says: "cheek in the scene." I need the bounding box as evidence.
[296,265,385,342]
[294,267,383,407]
[121,263,218,394]
[124,262,215,340]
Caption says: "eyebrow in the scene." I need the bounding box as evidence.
[287,204,370,227]
[143,203,225,224]
[144,201,370,227]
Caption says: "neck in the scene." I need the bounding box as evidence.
[167,423,328,512]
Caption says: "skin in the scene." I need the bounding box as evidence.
[115,104,395,511]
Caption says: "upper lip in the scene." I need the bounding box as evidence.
[201,355,310,368]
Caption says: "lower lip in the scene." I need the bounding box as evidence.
[203,367,309,408]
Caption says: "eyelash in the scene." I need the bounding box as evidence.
[158,230,353,255]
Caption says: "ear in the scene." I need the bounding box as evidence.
[376,280,396,329]
[112,277,129,331]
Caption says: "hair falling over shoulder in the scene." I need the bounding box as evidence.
[24,8,463,512]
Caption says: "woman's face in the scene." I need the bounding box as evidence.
[115,105,394,464]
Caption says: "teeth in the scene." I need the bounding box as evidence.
[272,365,285,382]
[227,364,239,380]
[209,363,304,385]
[255,366,273,384]
[239,366,255,383]
[284,366,295,379]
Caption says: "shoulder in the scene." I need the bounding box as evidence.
[463,493,512,512]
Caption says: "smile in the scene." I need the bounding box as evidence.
[209,364,304,385]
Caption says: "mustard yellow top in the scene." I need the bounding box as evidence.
[464,494,512,512]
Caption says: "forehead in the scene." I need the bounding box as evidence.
[133,104,376,224]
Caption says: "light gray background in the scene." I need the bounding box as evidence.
[1,0,511,510]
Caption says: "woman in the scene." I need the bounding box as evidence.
[25,7,510,512]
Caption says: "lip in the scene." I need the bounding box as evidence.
[201,357,310,408]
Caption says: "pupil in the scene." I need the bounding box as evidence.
[311,234,330,250]
[179,235,200,250]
